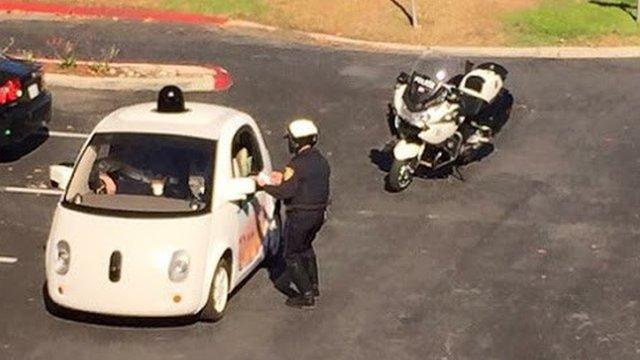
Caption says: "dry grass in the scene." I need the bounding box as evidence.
[19,0,159,9]
[16,0,538,45]
[262,0,539,46]
[20,0,639,46]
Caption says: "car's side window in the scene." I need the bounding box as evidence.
[231,126,264,178]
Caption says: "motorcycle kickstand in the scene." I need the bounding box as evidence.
[451,166,466,182]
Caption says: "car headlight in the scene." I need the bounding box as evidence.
[168,250,190,282]
[54,240,71,275]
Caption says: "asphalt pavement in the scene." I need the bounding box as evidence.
[0,16,639,360]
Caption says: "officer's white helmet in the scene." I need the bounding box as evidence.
[288,119,318,139]
[286,119,318,152]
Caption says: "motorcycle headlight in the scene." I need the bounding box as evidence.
[54,240,71,275]
[168,250,190,283]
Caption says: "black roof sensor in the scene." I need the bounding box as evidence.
[157,85,186,113]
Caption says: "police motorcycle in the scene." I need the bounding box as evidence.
[385,62,509,192]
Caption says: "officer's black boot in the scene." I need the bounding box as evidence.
[303,252,320,298]
[285,293,315,309]
[273,271,299,298]
[285,257,315,309]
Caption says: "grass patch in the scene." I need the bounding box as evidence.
[505,0,640,45]
[160,0,268,17]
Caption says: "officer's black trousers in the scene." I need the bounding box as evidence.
[283,210,324,296]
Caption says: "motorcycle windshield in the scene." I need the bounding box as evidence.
[403,82,446,112]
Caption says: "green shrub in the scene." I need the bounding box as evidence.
[506,0,640,45]
[161,0,268,16]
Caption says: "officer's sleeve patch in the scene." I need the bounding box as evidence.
[283,167,295,181]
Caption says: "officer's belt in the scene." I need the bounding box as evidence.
[286,203,327,212]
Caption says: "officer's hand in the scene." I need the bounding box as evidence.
[270,171,284,186]
[250,175,265,188]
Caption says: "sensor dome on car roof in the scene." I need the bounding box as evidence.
[157,85,187,113]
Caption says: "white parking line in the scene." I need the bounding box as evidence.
[0,187,63,196]
[47,130,88,139]
[0,256,18,264]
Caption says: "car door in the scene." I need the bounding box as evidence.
[230,126,269,276]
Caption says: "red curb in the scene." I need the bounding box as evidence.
[0,1,228,26]
[211,65,233,92]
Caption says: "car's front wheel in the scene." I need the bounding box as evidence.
[200,258,230,322]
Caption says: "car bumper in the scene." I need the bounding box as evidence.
[46,277,204,317]
[0,90,52,146]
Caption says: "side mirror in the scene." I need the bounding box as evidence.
[396,72,409,84]
[223,177,256,202]
[49,163,74,190]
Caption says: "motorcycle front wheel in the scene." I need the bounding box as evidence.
[386,159,415,192]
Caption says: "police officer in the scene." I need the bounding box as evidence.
[255,119,330,309]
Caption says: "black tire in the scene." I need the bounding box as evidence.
[266,211,282,261]
[386,159,414,192]
[42,282,66,317]
[200,258,231,322]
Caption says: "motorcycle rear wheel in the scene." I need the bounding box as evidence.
[386,159,414,192]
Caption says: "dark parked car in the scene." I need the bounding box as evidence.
[0,54,52,148]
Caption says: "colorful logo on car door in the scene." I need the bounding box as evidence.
[238,201,269,270]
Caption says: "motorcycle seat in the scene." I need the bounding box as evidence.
[457,93,486,117]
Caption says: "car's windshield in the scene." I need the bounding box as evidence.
[65,133,215,215]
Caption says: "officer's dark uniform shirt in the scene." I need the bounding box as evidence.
[263,147,330,211]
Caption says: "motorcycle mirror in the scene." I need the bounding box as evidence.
[397,72,409,84]
[435,70,447,82]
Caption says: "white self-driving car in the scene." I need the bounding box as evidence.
[45,88,279,322]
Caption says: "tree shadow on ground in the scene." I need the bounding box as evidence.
[589,0,637,21]
[390,0,415,26]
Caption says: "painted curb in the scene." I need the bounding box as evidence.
[32,59,232,92]
[299,31,640,59]
[229,21,640,59]
[0,1,227,26]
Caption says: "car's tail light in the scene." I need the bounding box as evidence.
[39,73,46,90]
[0,78,23,105]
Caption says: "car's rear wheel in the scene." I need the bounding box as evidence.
[200,258,230,322]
